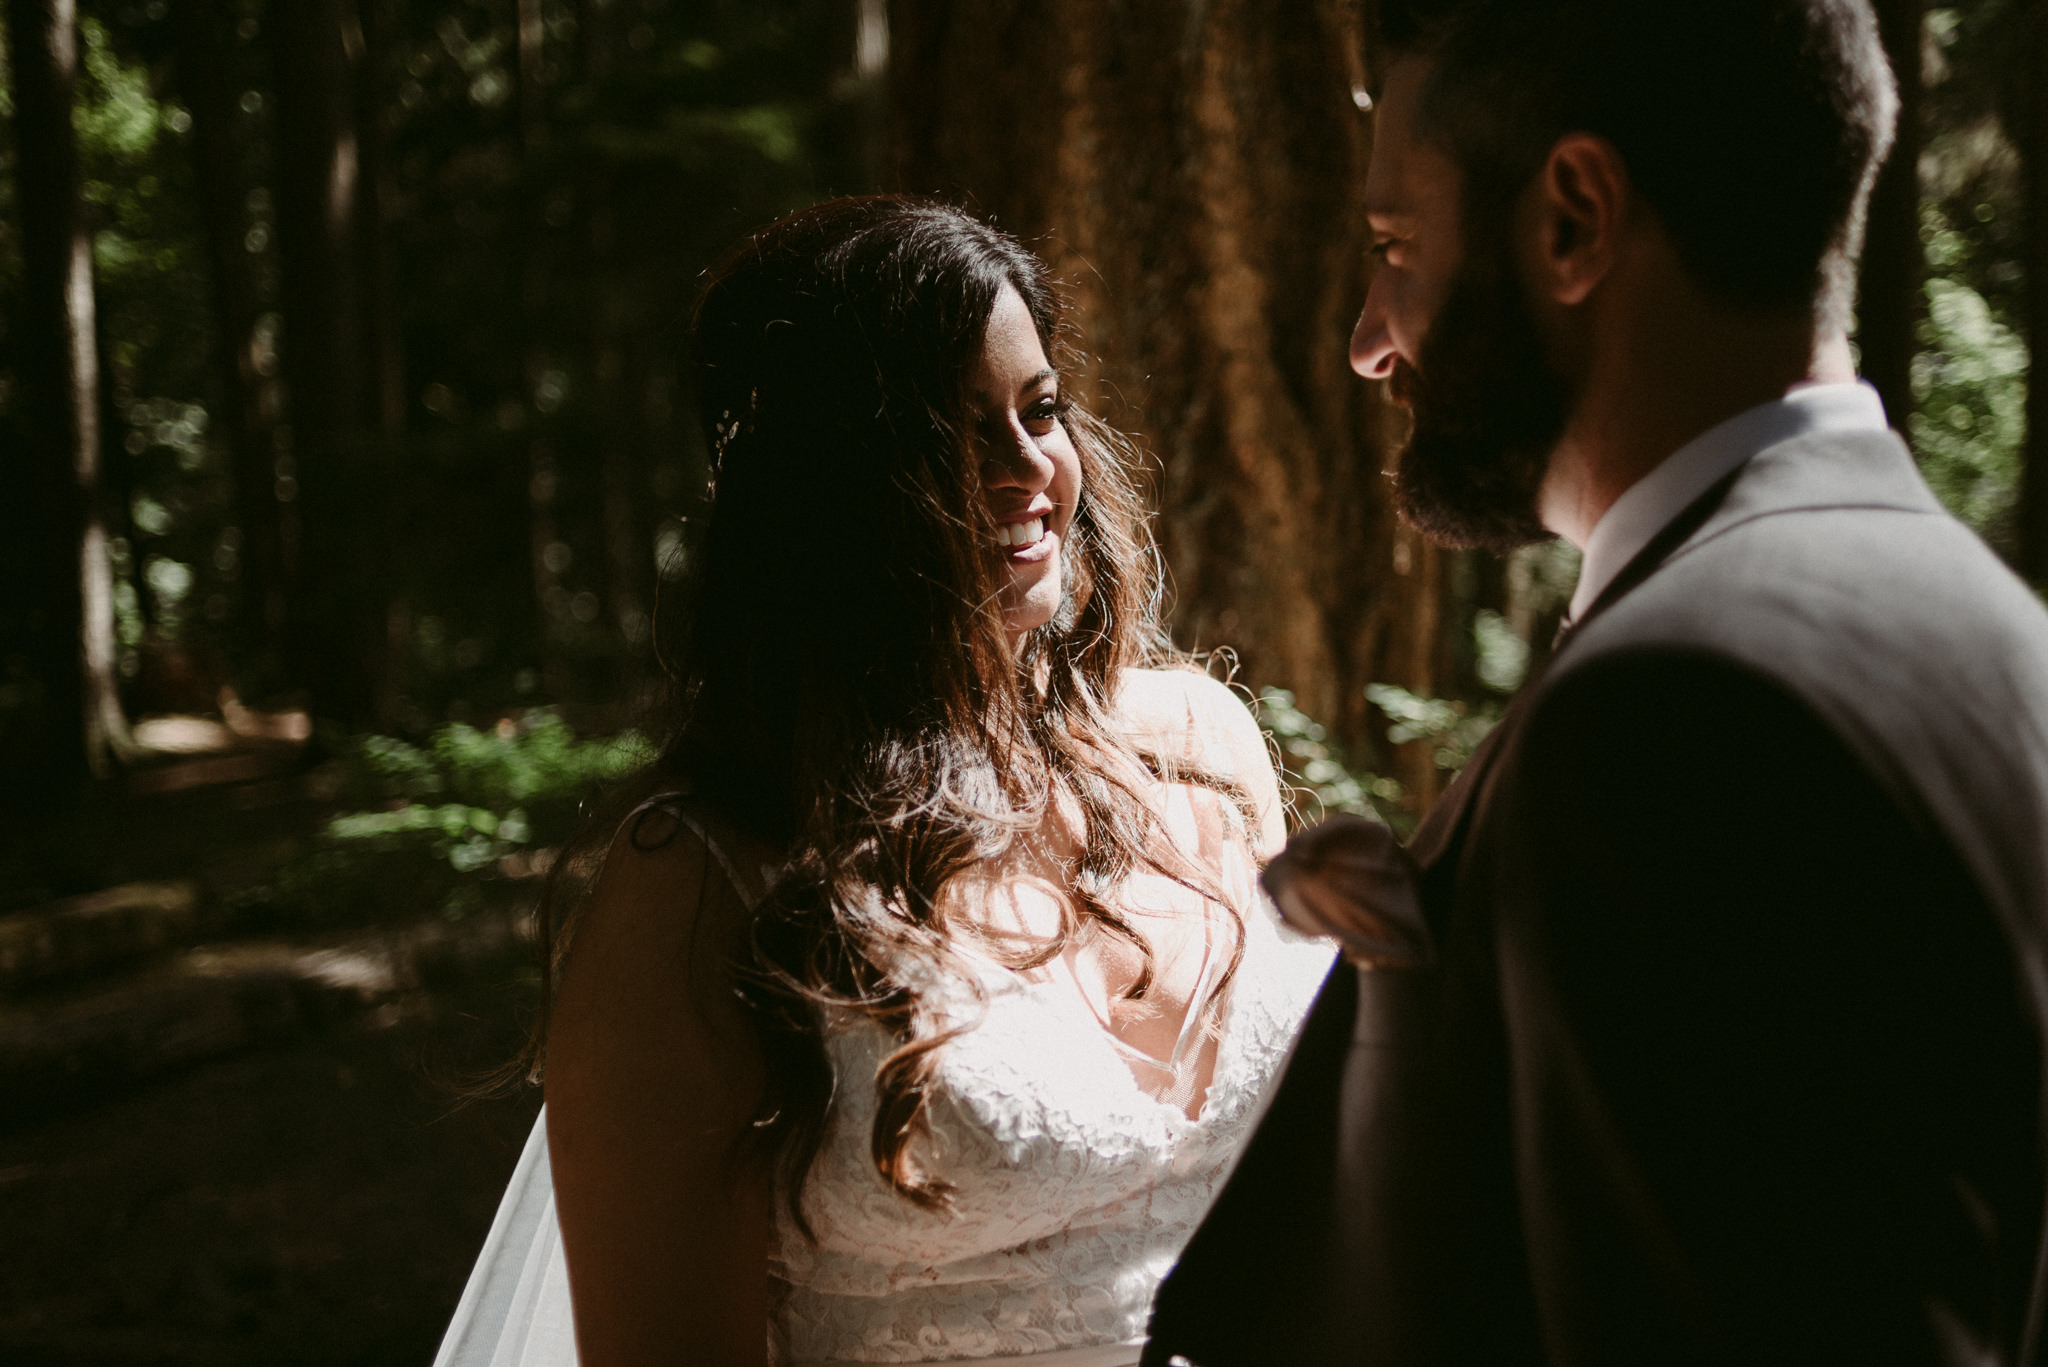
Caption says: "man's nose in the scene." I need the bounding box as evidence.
[1350,295,1398,380]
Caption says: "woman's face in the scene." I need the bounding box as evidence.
[970,284,1082,643]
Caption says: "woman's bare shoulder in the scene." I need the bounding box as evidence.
[1116,666,1261,760]
[546,803,773,1364]
[549,804,764,1099]
[1115,666,1285,852]
[578,808,749,964]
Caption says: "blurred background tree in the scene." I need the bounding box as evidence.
[890,0,1466,806]
[0,0,2039,1359]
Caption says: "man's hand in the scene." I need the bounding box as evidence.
[1261,813,1433,970]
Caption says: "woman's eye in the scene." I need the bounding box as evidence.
[1023,398,1066,435]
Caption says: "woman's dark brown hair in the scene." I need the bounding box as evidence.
[533,195,1245,1233]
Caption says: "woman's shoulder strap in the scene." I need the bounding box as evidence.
[627,791,779,912]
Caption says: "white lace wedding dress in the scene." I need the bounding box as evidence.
[433,788,1334,1367]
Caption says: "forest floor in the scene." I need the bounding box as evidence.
[0,726,547,1365]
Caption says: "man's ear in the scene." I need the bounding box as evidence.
[1525,132,1629,307]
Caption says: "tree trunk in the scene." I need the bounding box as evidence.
[517,0,571,699]
[889,0,1445,798]
[353,0,409,721]
[580,0,651,694]
[172,0,287,673]
[1858,0,1924,435]
[2019,0,2048,585]
[591,197,648,683]
[267,0,385,728]
[6,0,133,793]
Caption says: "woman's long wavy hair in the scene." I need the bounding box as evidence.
[531,196,1247,1234]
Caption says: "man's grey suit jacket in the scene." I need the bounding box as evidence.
[1146,426,2048,1365]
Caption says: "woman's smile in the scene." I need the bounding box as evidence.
[996,515,1047,550]
[973,285,1082,639]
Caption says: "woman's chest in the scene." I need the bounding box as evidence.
[783,984,1236,1270]
[968,782,1245,1017]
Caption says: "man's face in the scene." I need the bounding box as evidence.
[1352,57,1565,552]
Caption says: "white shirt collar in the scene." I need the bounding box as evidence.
[1564,381,1890,622]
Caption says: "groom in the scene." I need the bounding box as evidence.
[1148,1,2048,1363]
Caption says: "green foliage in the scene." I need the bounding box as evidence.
[1910,3,2029,555]
[1365,683,1502,774]
[1256,687,1405,829]
[344,709,654,808]
[1912,267,2028,543]
[327,710,653,873]
[74,18,159,159]
[326,802,533,877]
[1259,593,1529,835]
[226,711,648,929]
[1473,608,1530,694]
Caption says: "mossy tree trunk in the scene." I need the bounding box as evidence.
[888,0,1448,803]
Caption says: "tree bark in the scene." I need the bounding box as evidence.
[517,0,572,699]
[1858,0,1924,435]
[6,0,133,792]
[579,0,651,692]
[352,0,409,721]
[172,0,287,669]
[266,0,386,727]
[591,197,648,681]
[889,0,1445,792]
[2019,0,2048,585]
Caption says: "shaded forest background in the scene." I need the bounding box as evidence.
[2,0,2044,818]
[0,0,2042,1360]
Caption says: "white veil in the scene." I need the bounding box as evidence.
[432,1109,579,1367]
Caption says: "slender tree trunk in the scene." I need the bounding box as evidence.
[267,0,384,727]
[7,0,133,792]
[891,0,1445,800]
[173,0,287,672]
[2020,0,2048,584]
[591,196,643,665]
[579,0,649,692]
[353,0,409,721]
[517,0,571,698]
[1859,0,1924,433]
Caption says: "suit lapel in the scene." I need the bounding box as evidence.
[1405,464,1746,877]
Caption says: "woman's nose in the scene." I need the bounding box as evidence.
[979,420,1054,491]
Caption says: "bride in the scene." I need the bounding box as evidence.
[433,196,1334,1367]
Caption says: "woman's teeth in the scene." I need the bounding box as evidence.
[998,517,1045,548]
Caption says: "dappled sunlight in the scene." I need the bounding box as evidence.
[129,715,237,754]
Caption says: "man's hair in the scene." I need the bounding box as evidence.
[1376,0,1898,328]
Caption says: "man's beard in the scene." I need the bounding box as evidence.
[1389,238,1570,553]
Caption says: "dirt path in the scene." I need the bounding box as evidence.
[0,983,540,1365]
